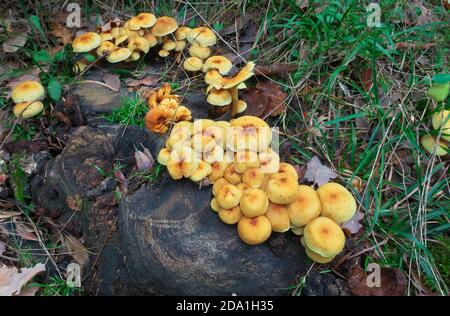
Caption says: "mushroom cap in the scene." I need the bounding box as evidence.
[208,161,231,183]
[115,34,129,46]
[234,151,260,173]
[221,62,255,89]
[316,182,357,223]
[111,27,126,38]
[202,56,233,75]
[11,81,45,103]
[239,188,269,217]
[128,35,150,53]
[129,13,157,30]
[216,184,242,209]
[259,149,280,174]
[303,216,345,258]
[237,215,272,245]
[100,32,113,41]
[305,246,335,264]
[266,174,298,204]
[173,106,192,122]
[145,107,172,134]
[189,44,211,59]
[151,16,178,36]
[207,88,232,106]
[183,56,203,72]
[210,198,220,212]
[227,116,272,152]
[143,33,158,47]
[72,32,102,52]
[96,40,117,56]
[191,125,223,153]
[204,70,223,89]
[174,40,186,51]
[287,185,321,227]
[224,163,241,184]
[265,203,290,233]
[236,100,247,114]
[276,162,298,182]
[175,26,192,40]
[421,134,449,156]
[242,168,264,188]
[218,206,243,225]
[432,110,450,141]
[158,49,170,57]
[157,148,171,165]
[167,146,199,179]
[212,178,230,196]
[260,175,271,191]
[189,160,213,182]
[13,101,44,119]
[290,226,304,235]
[73,60,88,73]
[128,51,140,61]
[106,47,132,63]
[236,182,251,194]
[162,40,177,51]
[187,27,217,47]
[202,145,225,164]
[165,123,192,149]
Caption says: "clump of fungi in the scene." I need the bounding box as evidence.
[158,115,359,263]
[71,12,256,119]
[145,84,192,134]
[11,81,46,119]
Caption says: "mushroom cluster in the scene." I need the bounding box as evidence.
[10,81,46,119]
[421,110,450,156]
[145,84,192,134]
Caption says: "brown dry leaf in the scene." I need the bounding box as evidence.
[255,63,297,77]
[62,233,89,266]
[0,211,21,220]
[135,149,154,171]
[304,156,338,187]
[0,263,46,296]
[342,211,364,234]
[348,265,406,296]
[360,67,373,93]
[127,76,158,87]
[102,73,121,92]
[15,223,38,241]
[50,22,73,45]
[241,81,288,118]
[3,32,28,53]
[0,174,7,185]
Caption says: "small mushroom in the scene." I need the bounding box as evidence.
[224,163,241,184]
[242,168,264,188]
[216,184,242,209]
[237,215,272,245]
[157,148,171,165]
[183,56,203,72]
[236,182,251,194]
[128,13,157,30]
[227,116,271,152]
[208,162,231,183]
[189,44,211,60]
[115,34,129,46]
[432,110,450,141]
[127,35,150,53]
[287,185,321,227]
[204,70,223,90]
[144,106,173,134]
[421,134,449,156]
[236,100,247,114]
[175,26,192,40]
[72,32,102,52]
[151,16,178,37]
[106,47,132,63]
[239,188,269,217]
[166,146,199,179]
[11,81,45,103]
[210,198,220,212]
[212,178,230,196]
[265,174,298,204]
[259,149,280,174]
[100,31,113,41]
[158,49,170,57]
[304,246,335,264]
[186,27,217,47]
[218,206,243,225]
[165,123,192,149]
[111,27,126,38]
[202,56,232,75]
[128,51,140,61]
[234,151,260,173]
[174,40,186,51]
[265,203,291,233]
[303,216,345,259]
[276,162,299,182]
[189,161,212,182]
[290,226,304,236]
[162,39,177,51]
[96,41,117,56]
[13,101,44,119]
[316,182,357,223]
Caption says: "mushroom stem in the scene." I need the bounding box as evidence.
[230,86,239,117]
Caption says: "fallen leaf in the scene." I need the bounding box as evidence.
[135,150,154,172]
[126,76,158,87]
[102,73,121,92]
[241,81,288,118]
[16,286,40,296]
[342,211,364,234]
[3,32,28,53]
[255,64,298,77]
[62,233,89,266]
[360,67,373,93]
[427,82,449,102]
[66,195,82,212]
[0,263,46,296]
[50,22,73,45]
[15,223,38,241]
[0,174,7,185]
[221,11,258,35]
[0,211,21,220]
[348,265,406,296]
[304,156,338,187]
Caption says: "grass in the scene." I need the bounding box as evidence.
[0,0,449,296]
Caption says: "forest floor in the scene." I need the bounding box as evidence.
[0,0,449,296]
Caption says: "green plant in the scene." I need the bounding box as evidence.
[31,276,83,296]
[105,96,148,127]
